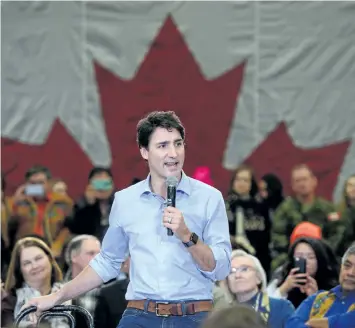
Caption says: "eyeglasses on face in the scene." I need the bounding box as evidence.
[229,265,256,274]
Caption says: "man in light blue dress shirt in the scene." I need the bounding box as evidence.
[22,111,232,328]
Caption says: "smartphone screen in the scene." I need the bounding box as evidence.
[25,184,45,197]
[294,257,307,278]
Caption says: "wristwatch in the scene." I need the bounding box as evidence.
[183,232,199,247]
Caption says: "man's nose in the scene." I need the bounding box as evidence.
[168,145,177,158]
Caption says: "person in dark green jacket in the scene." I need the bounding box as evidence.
[271,164,345,270]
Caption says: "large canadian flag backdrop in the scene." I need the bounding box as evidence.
[1,1,355,200]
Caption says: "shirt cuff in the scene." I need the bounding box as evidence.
[89,252,121,283]
[197,245,230,282]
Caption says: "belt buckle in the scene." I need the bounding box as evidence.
[155,301,170,317]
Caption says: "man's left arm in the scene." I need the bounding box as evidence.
[186,192,232,281]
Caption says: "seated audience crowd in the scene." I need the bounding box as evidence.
[1,164,354,327]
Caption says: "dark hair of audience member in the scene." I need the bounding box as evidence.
[88,167,113,181]
[202,304,266,328]
[228,164,259,198]
[260,173,284,210]
[25,165,52,180]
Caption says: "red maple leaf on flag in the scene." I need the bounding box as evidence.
[244,122,351,200]
[1,120,93,197]
[1,15,245,199]
[94,16,245,194]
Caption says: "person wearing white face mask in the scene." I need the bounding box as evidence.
[214,250,295,328]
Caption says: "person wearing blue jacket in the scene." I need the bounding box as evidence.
[286,244,355,328]
[213,249,294,328]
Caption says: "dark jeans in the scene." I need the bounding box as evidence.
[117,307,209,328]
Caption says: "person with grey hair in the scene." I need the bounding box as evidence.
[214,250,294,328]
[286,244,355,328]
[64,235,101,328]
[64,234,101,280]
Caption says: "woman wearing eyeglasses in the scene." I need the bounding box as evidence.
[213,250,294,328]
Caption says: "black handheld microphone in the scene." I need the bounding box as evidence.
[166,176,178,236]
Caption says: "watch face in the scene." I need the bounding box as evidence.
[191,233,198,244]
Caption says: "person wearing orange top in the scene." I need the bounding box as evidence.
[11,165,73,258]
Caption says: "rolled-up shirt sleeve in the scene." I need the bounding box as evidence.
[89,193,128,282]
[198,192,232,282]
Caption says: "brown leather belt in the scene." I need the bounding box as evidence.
[127,300,213,317]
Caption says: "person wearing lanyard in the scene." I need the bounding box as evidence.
[213,250,295,328]
[21,110,232,328]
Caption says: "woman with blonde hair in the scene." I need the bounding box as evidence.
[1,237,70,327]
[213,250,294,328]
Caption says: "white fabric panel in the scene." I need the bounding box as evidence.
[1,1,111,165]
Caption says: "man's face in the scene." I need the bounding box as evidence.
[140,127,185,181]
[340,254,355,292]
[291,168,316,197]
[72,239,101,271]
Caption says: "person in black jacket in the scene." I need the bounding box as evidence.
[258,173,284,214]
[65,167,115,241]
[226,164,272,279]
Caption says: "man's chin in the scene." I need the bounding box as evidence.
[164,169,182,178]
[342,282,355,292]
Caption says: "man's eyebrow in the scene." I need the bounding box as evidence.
[155,141,169,146]
[155,139,183,146]
[344,259,355,266]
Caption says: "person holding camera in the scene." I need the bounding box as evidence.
[65,167,115,241]
[267,237,339,308]
[10,166,73,258]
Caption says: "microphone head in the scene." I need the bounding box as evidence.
[166,176,178,187]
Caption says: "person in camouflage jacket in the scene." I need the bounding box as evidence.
[271,165,345,270]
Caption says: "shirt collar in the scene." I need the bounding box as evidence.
[329,285,355,299]
[140,171,191,196]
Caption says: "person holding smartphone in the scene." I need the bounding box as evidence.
[267,238,339,308]
[65,167,116,241]
[286,244,355,328]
